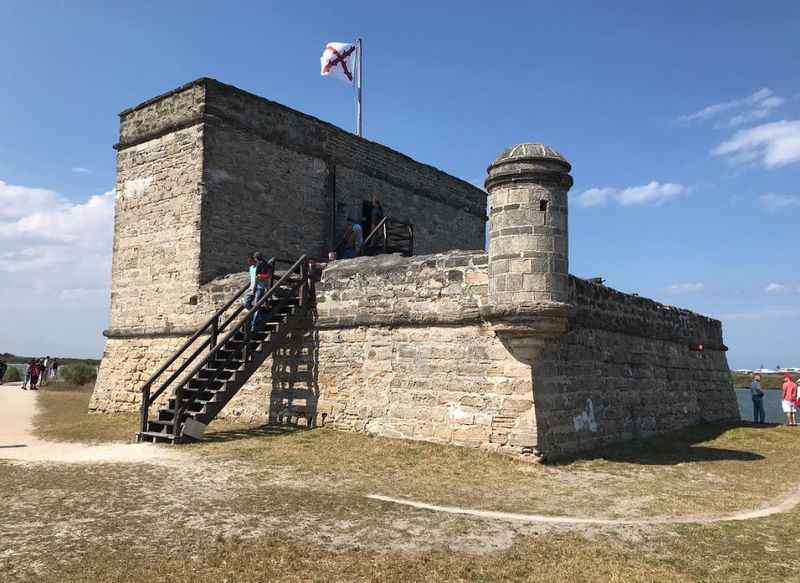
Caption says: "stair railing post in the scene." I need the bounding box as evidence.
[173,384,183,440]
[299,259,308,307]
[139,382,151,437]
[210,316,218,351]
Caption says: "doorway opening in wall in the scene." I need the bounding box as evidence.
[539,200,548,212]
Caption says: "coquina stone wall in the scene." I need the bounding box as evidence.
[93,124,738,460]
[93,250,737,460]
[307,253,736,459]
[200,79,487,282]
[107,77,486,335]
[533,278,738,458]
[95,78,487,409]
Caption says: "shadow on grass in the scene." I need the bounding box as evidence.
[201,423,307,443]
[199,420,769,468]
[551,421,767,466]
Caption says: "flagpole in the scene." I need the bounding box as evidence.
[356,37,363,137]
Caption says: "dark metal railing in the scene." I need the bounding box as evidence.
[359,217,414,257]
[137,256,310,438]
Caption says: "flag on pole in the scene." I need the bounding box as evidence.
[320,42,357,83]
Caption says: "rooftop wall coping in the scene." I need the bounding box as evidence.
[321,250,487,281]
[103,252,725,348]
[115,77,486,209]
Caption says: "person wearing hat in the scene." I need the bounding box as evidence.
[781,373,798,426]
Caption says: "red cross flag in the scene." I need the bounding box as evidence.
[320,39,364,136]
[320,42,357,83]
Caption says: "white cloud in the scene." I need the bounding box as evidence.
[720,306,800,322]
[765,283,788,295]
[574,182,686,208]
[0,180,62,220]
[713,120,800,168]
[679,88,785,128]
[617,182,685,206]
[760,193,800,211]
[574,187,615,208]
[0,181,114,357]
[665,282,705,295]
[71,167,91,174]
[0,191,113,248]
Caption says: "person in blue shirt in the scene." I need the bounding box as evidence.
[341,218,363,258]
[246,252,273,330]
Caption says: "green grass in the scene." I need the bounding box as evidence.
[29,388,800,516]
[732,372,796,389]
[32,384,137,443]
[8,386,800,582]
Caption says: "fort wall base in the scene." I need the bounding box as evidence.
[93,251,738,460]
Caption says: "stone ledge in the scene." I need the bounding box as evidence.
[104,328,200,339]
[113,114,204,151]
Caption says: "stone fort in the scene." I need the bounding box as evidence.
[90,77,738,459]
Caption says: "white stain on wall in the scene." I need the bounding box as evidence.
[118,176,154,199]
[573,398,598,433]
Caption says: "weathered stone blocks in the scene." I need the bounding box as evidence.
[92,97,738,462]
[486,144,572,308]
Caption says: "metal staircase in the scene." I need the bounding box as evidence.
[360,217,414,257]
[136,255,312,444]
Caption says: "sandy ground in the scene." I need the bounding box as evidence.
[0,385,181,465]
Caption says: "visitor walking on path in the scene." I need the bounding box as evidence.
[21,360,33,390]
[51,359,60,382]
[41,356,50,384]
[28,360,41,391]
[781,373,797,426]
[751,374,766,424]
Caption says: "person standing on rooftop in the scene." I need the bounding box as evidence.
[369,194,384,235]
[751,374,765,424]
[341,217,362,259]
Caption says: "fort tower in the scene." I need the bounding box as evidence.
[486,143,572,308]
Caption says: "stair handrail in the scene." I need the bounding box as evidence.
[360,217,414,257]
[360,216,388,253]
[168,255,309,438]
[138,258,278,436]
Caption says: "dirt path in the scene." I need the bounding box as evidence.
[0,387,181,465]
[367,489,800,526]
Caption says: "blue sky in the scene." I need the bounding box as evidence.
[1,1,799,366]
